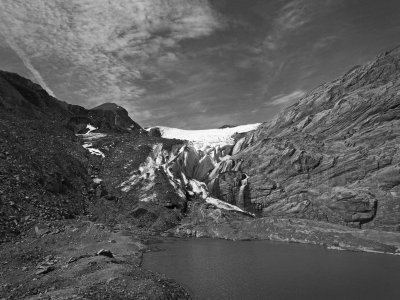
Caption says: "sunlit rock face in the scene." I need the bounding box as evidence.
[229,47,400,231]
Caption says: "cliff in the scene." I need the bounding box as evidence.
[227,47,400,231]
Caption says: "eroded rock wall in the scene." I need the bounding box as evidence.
[229,47,400,230]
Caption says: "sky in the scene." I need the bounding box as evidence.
[0,0,399,129]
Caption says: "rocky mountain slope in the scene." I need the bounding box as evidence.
[224,47,400,231]
[0,70,145,242]
[0,71,191,298]
[0,70,141,134]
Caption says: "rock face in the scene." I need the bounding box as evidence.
[148,127,162,137]
[89,102,142,132]
[230,47,400,230]
[207,171,250,209]
[67,102,142,133]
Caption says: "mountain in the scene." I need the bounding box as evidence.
[68,102,142,134]
[168,47,400,255]
[1,47,400,298]
[0,70,151,241]
[0,70,142,134]
[0,71,71,119]
[0,71,189,298]
[0,71,89,241]
[92,103,123,110]
[217,46,400,231]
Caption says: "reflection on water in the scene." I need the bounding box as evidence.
[143,238,400,300]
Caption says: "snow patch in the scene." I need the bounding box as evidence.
[119,144,163,193]
[93,178,102,184]
[81,142,105,158]
[187,179,209,199]
[88,148,105,158]
[205,197,253,215]
[78,127,107,158]
[86,124,97,133]
[76,125,107,141]
[82,143,106,158]
[184,179,252,216]
[79,132,107,140]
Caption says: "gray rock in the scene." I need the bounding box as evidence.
[226,47,400,230]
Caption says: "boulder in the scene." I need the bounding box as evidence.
[148,127,162,137]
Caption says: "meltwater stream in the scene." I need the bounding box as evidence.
[143,238,400,300]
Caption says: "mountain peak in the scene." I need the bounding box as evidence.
[91,102,125,111]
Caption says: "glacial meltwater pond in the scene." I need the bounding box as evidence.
[143,238,400,300]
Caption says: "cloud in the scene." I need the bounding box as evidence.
[264,0,342,51]
[313,36,338,49]
[0,0,224,113]
[267,90,305,106]
[277,1,309,31]
[1,34,56,97]
[263,0,310,50]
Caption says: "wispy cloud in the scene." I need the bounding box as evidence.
[264,0,342,51]
[267,90,305,106]
[277,1,309,31]
[0,0,224,113]
[313,36,338,50]
[1,34,56,97]
[264,0,310,50]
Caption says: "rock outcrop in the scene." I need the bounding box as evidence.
[228,47,400,231]
[67,102,142,133]
[148,127,162,137]
[89,102,141,131]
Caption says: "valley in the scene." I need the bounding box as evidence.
[1,46,400,299]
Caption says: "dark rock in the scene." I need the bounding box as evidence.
[96,249,114,258]
[208,171,250,209]
[88,102,142,132]
[104,195,117,201]
[35,266,55,275]
[148,127,162,137]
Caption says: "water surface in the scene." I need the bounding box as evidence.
[143,238,400,300]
